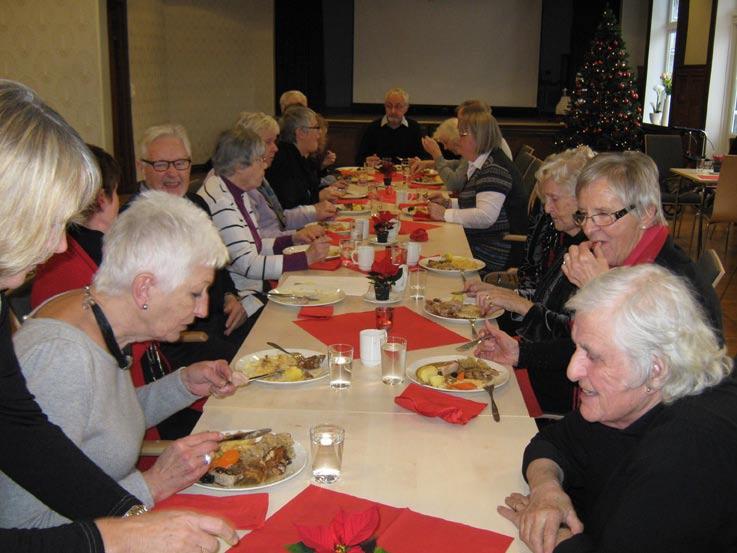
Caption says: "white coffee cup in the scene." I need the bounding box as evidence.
[360,328,387,367]
[351,244,375,271]
[392,264,409,292]
[406,241,421,266]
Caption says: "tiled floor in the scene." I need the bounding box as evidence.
[671,212,736,357]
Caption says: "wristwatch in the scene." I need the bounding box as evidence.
[122,504,149,517]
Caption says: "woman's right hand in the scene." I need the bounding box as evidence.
[421,136,442,159]
[97,510,238,553]
[475,322,520,366]
[143,432,222,502]
[514,481,583,553]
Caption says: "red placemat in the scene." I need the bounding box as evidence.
[298,306,334,319]
[369,220,440,235]
[335,198,368,205]
[153,493,268,530]
[701,174,719,181]
[309,257,342,270]
[294,306,467,355]
[395,383,487,424]
[232,485,513,552]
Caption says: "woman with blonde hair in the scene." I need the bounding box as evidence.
[0,80,237,553]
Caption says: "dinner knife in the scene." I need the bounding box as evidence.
[455,336,485,351]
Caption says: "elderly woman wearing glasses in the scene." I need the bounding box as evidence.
[266,105,343,210]
[198,128,331,322]
[477,151,722,413]
[500,264,736,553]
[427,102,528,271]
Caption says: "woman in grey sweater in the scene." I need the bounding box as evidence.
[2,191,247,530]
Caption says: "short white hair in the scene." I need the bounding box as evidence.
[432,118,459,146]
[567,264,731,403]
[139,124,192,159]
[279,90,308,113]
[384,87,409,105]
[94,191,228,294]
[235,111,280,136]
[536,146,596,197]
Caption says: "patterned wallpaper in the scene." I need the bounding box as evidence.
[128,0,275,164]
[0,0,112,148]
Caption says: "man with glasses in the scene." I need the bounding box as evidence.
[355,87,427,165]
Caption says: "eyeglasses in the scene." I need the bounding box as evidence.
[141,158,191,172]
[302,125,321,131]
[458,130,470,137]
[573,205,635,227]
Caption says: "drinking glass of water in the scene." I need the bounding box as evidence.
[328,343,353,389]
[381,336,407,385]
[310,424,345,484]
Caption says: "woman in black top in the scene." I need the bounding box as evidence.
[0,80,237,553]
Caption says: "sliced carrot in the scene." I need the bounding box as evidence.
[211,449,239,469]
[449,381,477,390]
[456,371,465,380]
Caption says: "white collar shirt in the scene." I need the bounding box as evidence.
[381,115,409,128]
[466,151,491,179]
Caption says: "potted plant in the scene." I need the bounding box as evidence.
[367,255,403,301]
[371,211,396,244]
[650,84,665,125]
[660,72,672,125]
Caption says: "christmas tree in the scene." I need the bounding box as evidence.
[557,7,642,152]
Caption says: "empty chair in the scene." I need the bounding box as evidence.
[695,249,726,288]
[644,134,700,235]
[697,155,737,255]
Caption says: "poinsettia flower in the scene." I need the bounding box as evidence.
[294,506,381,553]
[370,256,400,278]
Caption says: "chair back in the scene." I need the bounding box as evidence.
[695,248,726,288]
[644,134,685,186]
[711,155,737,224]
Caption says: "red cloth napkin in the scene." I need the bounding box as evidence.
[369,220,440,235]
[394,383,487,424]
[298,305,334,319]
[343,248,391,274]
[335,198,368,205]
[309,257,342,271]
[294,306,467,355]
[701,173,720,181]
[410,228,429,242]
[232,485,513,552]
[153,493,268,530]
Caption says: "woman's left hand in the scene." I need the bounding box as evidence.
[497,493,574,553]
[181,360,248,398]
[561,241,610,288]
[477,287,532,317]
[321,150,336,169]
[427,200,446,221]
[223,294,247,336]
[319,186,343,202]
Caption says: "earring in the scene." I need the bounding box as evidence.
[143,303,149,311]
[645,385,653,393]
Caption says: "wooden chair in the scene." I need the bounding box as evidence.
[695,249,726,288]
[696,155,737,255]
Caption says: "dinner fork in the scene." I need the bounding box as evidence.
[469,319,478,339]
[484,383,501,422]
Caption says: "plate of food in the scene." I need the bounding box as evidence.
[336,166,361,176]
[411,175,443,186]
[336,202,370,215]
[423,297,504,322]
[419,254,485,273]
[234,348,327,384]
[341,184,368,199]
[282,244,341,259]
[407,355,509,393]
[196,430,307,491]
[268,284,345,306]
[421,168,439,177]
[400,205,430,219]
[320,220,353,234]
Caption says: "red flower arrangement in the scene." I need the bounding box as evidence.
[366,255,403,300]
[286,506,389,553]
[371,211,396,234]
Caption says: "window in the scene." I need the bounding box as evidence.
[665,0,679,75]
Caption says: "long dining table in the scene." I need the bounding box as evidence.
[189,210,537,552]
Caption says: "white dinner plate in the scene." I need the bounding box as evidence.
[419,255,485,274]
[336,166,361,174]
[406,355,509,393]
[368,236,398,246]
[283,244,340,259]
[234,348,328,385]
[362,289,402,304]
[422,300,504,323]
[321,221,353,234]
[268,284,345,306]
[341,184,368,199]
[400,205,430,218]
[195,435,307,492]
[411,177,443,186]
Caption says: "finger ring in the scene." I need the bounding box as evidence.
[562,260,566,266]
[203,453,212,466]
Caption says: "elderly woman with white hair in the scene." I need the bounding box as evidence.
[466,146,595,338]
[499,264,737,553]
[2,192,246,530]
[428,103,528,271]
[234,111,335,238]
[477,151,723,413]
[198,127,330,320]
[0,79,237,553]
[266,105,343,210]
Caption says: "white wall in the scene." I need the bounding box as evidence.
[0,0,113,148]
[705,0,737,156]
[128,0,275,164]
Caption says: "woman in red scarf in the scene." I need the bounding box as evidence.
[477,151,722,414]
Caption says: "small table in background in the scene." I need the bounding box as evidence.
[669,168,720,257]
